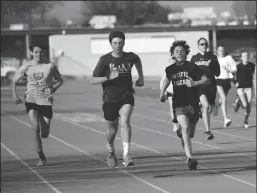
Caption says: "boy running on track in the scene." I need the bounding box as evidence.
[160,57,180,132]
[89,31,144,168]
[232,51,255,128]
[214,45,237,127]
[160,40,210,170]
[190,38,220,140]
[12,43,63,166]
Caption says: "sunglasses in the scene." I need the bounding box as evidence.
[199,43,208,46]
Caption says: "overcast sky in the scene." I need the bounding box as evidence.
[48,1,234,24]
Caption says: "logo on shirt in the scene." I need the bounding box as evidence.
[33,72,44,80]
[195,60,211,66]
[172,71,190,86]
[109,63,132,73]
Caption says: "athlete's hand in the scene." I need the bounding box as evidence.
[48,96,54,103]
[109,68,119,80]
[135,78,144,87]
[185,77,196,87]
[160,93,167,103]
[235,82,239,88]
[14,97,23,105]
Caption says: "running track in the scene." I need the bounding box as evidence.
[1,79,256,193]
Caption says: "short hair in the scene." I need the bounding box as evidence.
[197,37,208,44]
[29,43,45,52]
[109,31,125,43]
[170,40,190,56]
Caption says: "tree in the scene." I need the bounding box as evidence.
[81,1,171,26]
[1,1,61,28]
[232,1,256,18]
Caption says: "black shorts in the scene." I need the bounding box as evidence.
[102,94,135,121]
[166,92,173,98]
[25,102,53,119]
[174,105,199,124]
[216,79,231,92]
[198,86,217,105]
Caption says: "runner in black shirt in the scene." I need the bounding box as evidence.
[160,40,210,170]
[191,38,220,140]
[232,51,255,128]
[90,31,144,168]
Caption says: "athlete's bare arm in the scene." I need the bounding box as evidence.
[134,60,144,87]
[12,72,24,104]
[51,65,63,93]
[89,69,119,84]
[160,77,171,102]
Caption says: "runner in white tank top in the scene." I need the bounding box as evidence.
[213,45,237,127]
[12,43,63,166]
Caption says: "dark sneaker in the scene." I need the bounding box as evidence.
[204,131,214,140]
[122,153,135,167]
[187,158,198,170]
[107,152,117,168]
[233,99,240,112]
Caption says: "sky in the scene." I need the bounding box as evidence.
[48,1,235,24]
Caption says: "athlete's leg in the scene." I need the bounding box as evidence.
[237,89,248,109]
[120,104,134,155]
[102,103,120,168]
[217,86,231,127]
[28,109,46,165]
[200,94,210,131]
[168,96,180,132]
[119,103,134,166]
[38,116,51,138]
[176,114,193,158]
[106,119,119,147]
[244,88,253,127]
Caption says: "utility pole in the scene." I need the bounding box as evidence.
[26,1,32,59]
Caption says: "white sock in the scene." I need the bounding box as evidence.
[122,142,130,156]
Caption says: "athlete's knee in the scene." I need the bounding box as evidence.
[120,116,130,129]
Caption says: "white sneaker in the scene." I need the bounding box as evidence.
[224,119,232,128]
[37,159,47,167]
[244,122,249,128]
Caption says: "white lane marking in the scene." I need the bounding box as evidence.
[1,142,62,193]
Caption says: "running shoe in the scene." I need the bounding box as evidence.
[37,159,47,167]
[204,131,214,140]
[122,153,135,167]
[244,121,249,128]
[233,99,240,112]
[224,119,232,128]
[106,144,117,168]
[187,157,198,170]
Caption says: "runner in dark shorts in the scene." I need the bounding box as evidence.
[160,40,210,170]
[12,43,63,166]
[190,38,220,140]
[89,31,144,168]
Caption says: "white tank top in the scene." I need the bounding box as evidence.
[216,55,237,79]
